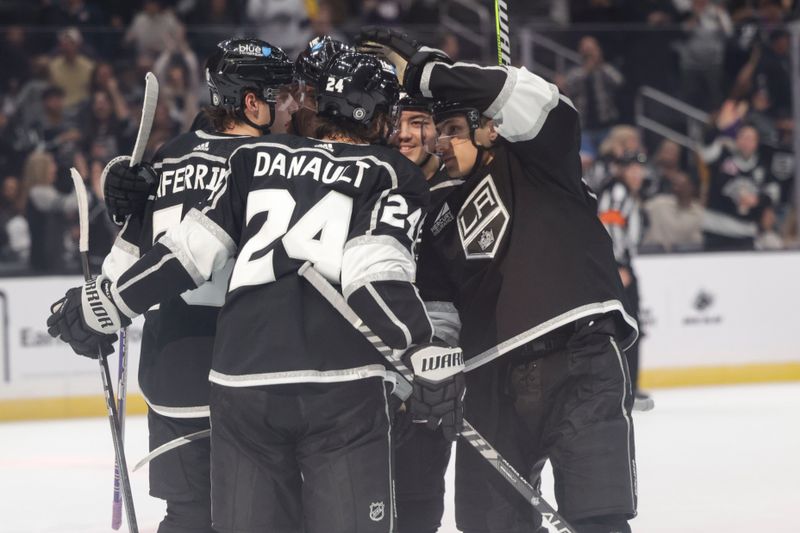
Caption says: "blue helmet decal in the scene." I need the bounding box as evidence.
[262,46,272,57]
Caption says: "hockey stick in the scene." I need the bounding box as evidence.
[111,72,158,529]
[71,168,139,533]
[495,0,511,66]
[133,429,211,472]
[297,263,575,533]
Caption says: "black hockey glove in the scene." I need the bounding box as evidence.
[101,155,158,225]
[357,27,452,95]
[47,276,131,358]
[402,342,466,442]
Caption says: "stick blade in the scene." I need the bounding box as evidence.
[130,72,160,166]
[69,168,90,254]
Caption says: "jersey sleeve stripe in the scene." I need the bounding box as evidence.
[341,235,416,299]
[185,208,236,255]
[494,67,561,143]
[485,66,516,118]
[365,282,413,348]
[161,211,234,286]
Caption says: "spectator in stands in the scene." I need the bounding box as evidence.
[754,29,791,118]
[0,26,32,98]
[153,27,200,131]
[0,111,24,178]
[22,151,77,272]
[48,28,95,110]
[81,89,134,164]
[677,0,733,111]
[643,171,704,251]
[124,0,183,58]
[564,36,624,153]
[701,101,779,250]
[651,138,694,194]
[34,86,82,173]
[585,124,644,192]
[144,102,180,161]
[246,0,312,57]
[755,205,784,249]
[0,175,30,266]
[12,56,52,131]
[597,150,653,411]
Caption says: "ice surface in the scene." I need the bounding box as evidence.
[2,383,798,532]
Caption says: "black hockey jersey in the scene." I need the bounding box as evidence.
[701,137,779,241]
[109,135,433,387]
[103,130,254,416]
[415,61,638,371]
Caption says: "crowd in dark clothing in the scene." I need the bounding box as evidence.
[0,0,798,276]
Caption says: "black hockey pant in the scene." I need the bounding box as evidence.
[209,378,395,533]
[455,316,637,533]
[147,409,214,533]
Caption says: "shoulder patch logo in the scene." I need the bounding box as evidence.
[457,175,509,260]
[369,501,385,522]
[431,202,454,236]
[193,142,210,152]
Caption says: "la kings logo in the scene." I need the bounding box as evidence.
[457,175,509,260]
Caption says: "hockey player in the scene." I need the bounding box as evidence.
[389,94,458,533]
[48,50,465,533]
[95,38,295,533]
[359,28,639,533]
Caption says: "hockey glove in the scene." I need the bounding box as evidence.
[356,27,451,94]
[47,276,131,358]
[402,342,466,441]
[101,155,158,225]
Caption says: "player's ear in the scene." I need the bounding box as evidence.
[474,119,497,148]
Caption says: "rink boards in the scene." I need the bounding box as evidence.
[1,251,799,420]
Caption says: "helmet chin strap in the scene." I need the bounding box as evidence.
[464,130,486,179]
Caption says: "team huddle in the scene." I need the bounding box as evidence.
[47,28,639,533]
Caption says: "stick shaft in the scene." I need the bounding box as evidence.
[111,328,128,530]
[297,263,574,531]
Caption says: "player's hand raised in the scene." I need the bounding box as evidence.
[101,155,158,225]
[402,342,466,441]
[356,27,451,94]
[47,276,130,358]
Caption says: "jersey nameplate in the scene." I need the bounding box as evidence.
[457,175,509,260]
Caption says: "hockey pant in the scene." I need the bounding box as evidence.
[394,424,452,533]
[209,378,395,533]
[147,408,214,533]
[455,316,637,533]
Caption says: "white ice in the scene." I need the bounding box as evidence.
[2,382,799,533]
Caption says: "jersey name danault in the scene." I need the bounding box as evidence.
[157,163,228,198]
[251,151,373,188]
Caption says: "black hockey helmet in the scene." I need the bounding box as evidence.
[205,38,294,131]
[295,36,353,86]
[315,50,399,124]
[432,100,482,132]
[396,93,433,114]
